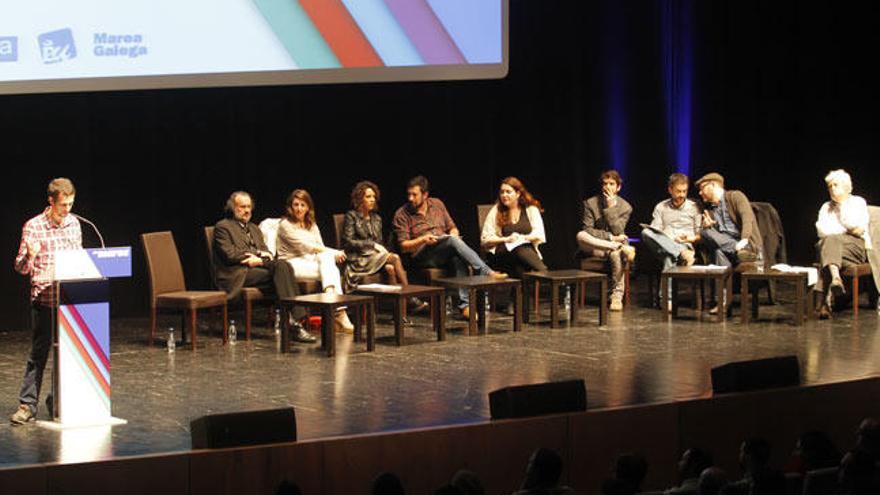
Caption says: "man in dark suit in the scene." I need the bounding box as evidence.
[213,191,315,343]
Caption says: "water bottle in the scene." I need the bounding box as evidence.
[228,319,237,345]
[274,308,282,335]
[166,327,176,353]
[563,285,572,322]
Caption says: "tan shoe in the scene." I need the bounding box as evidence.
[620,245,636,263]
[609,296,623,311]
[460,306,479,321]
[334,310,354,334]
[488,271,509,280]
[10,404,34,425]
[678,249,695,266]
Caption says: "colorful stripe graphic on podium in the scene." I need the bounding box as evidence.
[253,0,501,68]
[58,289,113,424]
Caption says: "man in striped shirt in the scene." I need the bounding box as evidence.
[10,178,82,425]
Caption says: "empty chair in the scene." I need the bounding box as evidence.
[141,231,228,348]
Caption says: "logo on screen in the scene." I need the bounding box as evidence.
[0,36,17,62]
[39,28,77,64]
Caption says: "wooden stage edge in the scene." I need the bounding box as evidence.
[1,376,878,495]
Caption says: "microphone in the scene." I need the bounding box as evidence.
[73,213,106,248]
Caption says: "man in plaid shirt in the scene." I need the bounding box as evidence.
[10,178,82,425]
[392,175,507,320]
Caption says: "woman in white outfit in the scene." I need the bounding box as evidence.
[276,189,354,333]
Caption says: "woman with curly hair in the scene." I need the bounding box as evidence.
[342,181,429,313]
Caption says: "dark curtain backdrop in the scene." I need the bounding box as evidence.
[1,0,878,329]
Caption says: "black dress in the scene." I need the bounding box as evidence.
[488,212,548,278]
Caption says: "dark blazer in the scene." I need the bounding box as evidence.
[212,218,270,300]
[581,195,633,239]
[751,202,786,266]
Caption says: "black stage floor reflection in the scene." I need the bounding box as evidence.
[1,288,879,466]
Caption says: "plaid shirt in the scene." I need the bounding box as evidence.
[14,208,82,306]
[392,197,457,242]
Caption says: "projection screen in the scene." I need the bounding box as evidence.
[0,0,508,95]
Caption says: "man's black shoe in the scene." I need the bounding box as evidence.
[817,303,832,320]
[291,323,317,343]
[829,278,846,300]
[408,297,430,314]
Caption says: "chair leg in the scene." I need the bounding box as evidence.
[223,303,229,343]
[150,307,157,346]
[267,305,275,330]
[534,281,540,320]
[579,281,585,307]
[245,299,253,340]
[624,269,631,307]
[189,308,198,348]
[853,276,860,317]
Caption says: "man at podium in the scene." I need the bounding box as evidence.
[10,178,81,425]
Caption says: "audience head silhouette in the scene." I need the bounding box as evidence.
[450,470,484,495]
[698,467,729,495]
[521,448,564,490]
[372,472,405,495]
[275,480,302,495]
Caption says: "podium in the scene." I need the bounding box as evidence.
[39,247,132,430]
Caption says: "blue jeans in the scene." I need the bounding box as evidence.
[640,228,686,271]
[414,236,492,308]
[700,228,740,267]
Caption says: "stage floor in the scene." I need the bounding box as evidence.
[1,287,879,467]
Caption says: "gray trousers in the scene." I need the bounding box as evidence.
[817,234,867,269]
[815,234,868,295]
[576,231,627,298]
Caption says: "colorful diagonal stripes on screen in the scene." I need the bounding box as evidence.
[253,0,502,69]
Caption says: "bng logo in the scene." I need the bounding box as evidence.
[39,28,76,64]
[0,36,17,62]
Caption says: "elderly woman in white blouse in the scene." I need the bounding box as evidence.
[814,169,871,318]
[480,176,548,279]
[276,189,354,332]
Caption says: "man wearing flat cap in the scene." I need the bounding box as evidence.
[695,172,763,267]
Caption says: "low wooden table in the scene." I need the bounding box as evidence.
[522,270,608,327]
[433,276,522,336]
[660,266,732,322]
[278,293,375,357]
[353,284,446,345]
[741,270,812,326]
